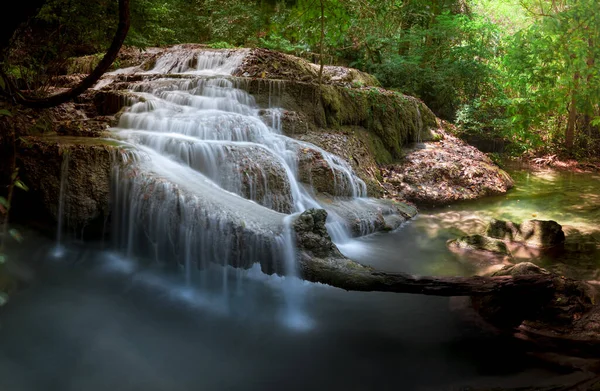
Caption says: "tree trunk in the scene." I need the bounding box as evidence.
[317,0,325,88]
[1,0,130,109]
[565,69,580,150]
[298,256,556,296]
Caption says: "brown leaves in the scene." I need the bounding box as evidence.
[382,130,513,206]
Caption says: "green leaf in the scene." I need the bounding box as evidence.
[15,180,29,192]
[0,254,5,264]
[0,109,12,117]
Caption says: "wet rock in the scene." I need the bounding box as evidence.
[238,78,437,159]
[295,144,366,198]
[293,208,340,259]
[15,136,127,238]
[472,262,597,332]
[487,219,565,248]
[318,195,417,237]
[491,262,550,277]
[295,128,385,197]
[447,234,510,255]
[223,145,294,214]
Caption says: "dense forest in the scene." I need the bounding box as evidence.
[2,0,599,157]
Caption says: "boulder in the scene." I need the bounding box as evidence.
[472,262,596,329]
[447,234,510,255]
[487,219,565,248]
[318,195,417,237]
[15,136,127,238]
[293,208,341,259]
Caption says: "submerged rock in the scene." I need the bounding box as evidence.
[487,219,565,248]
[472,262,597,329]
[447,234,510,255]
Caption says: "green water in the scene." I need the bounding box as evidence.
[348,169,600,280]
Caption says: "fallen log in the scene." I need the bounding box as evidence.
[294,208,558,296]
[294,209,597,332]
[299,257,556,296]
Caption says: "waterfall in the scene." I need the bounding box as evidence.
[109,48,374,286]
[52,151,70,258]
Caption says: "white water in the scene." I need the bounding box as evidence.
[102,48,385,320]
[52,152,70,258]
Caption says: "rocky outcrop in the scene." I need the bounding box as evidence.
[293,208,341,259]
[487,219,565,248]
[318,195,417,237]
[382,130,514,205]
[239,78,437,159]
[293,129,385,197]
[472,262,598,336]
[15,136,127,237]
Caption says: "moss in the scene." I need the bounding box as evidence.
[448,234,510,255]
[358,130,394,165]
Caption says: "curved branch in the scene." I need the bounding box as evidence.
[1,0,129,108]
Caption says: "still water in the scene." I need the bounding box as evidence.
[0,169,598,391]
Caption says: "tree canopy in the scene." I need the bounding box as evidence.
[1,0,598,156]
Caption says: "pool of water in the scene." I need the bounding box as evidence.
[0,168,598,391]
[344,169,600,279]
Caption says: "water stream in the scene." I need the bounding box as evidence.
[1,169,598,390]
[110,49,368,275]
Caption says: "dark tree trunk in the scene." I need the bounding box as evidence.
[299,257,556,296]
[1,0,130,108]
[317,0,325,88]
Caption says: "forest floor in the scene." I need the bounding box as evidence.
[381,129,514,206]
[513,154,600,174]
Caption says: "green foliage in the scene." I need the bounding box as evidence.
[207,42,236,49]
[258,35,307,55]
[501,0,600,153]
[4,0,599,157]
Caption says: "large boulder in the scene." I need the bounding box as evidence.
[382,130,514,206]
[15,136,126,238]
[472,262,597,329]
[486,219,565,248]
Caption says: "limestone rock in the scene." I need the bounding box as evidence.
[318,195,417,237]
[16,136,126,238]
[487,219,565,248]
[447,234,510,255]
[293,208,341,259]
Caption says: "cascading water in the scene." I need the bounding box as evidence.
[52,151,70,258]
[107,48,376,323]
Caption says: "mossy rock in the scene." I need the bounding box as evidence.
[447,234,510,255]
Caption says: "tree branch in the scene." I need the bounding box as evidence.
[1,0,130,109]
